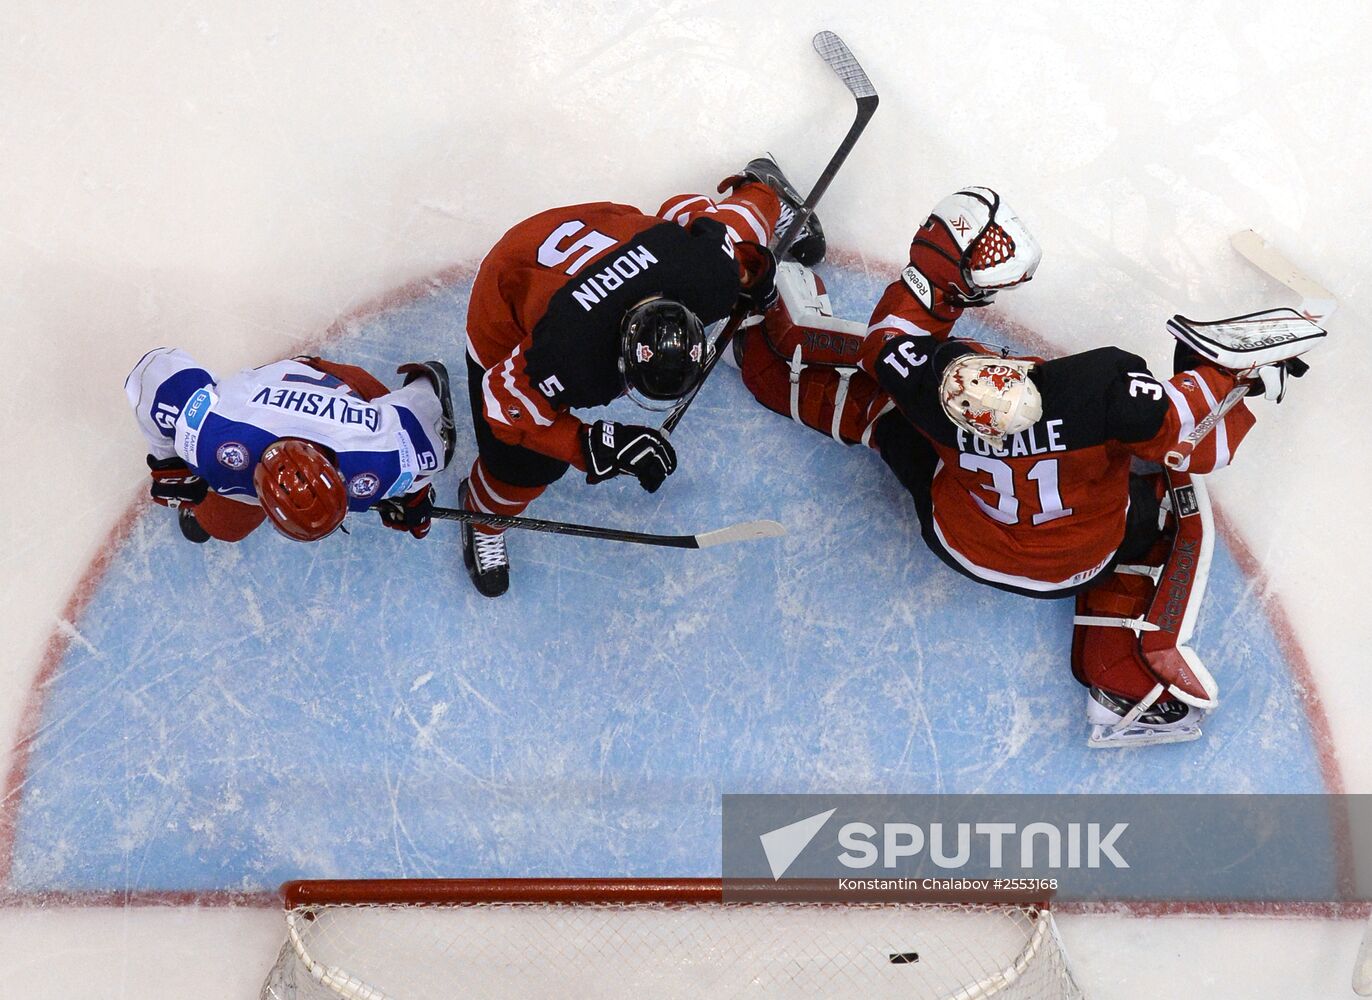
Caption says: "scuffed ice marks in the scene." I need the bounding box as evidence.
[8,264,1327,893]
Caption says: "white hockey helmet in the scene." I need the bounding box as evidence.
[939,354,1043,444]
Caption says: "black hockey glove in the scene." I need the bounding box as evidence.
[376,485,435,539]
[736,242,778,312]
[581,420,677,493]
[146,454,208,508]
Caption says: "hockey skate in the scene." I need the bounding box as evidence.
[1087,687,1204,748]
[397,360,456,468]
[741,156,826,266]
[458,478,510,598]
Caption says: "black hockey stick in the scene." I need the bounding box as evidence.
[430,505,784,550]
[662,31,879,436]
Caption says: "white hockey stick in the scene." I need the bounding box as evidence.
[1355,912,1372,995]
[1230,229,1338,321]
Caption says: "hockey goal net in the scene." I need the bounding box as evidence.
[260,878,1085,1000]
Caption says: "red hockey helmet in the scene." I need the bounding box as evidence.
[252,439,348,542]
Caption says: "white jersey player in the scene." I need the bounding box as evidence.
[125,348,454,543]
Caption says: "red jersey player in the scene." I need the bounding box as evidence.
[458,158,821,596]
[734,186,1313,746]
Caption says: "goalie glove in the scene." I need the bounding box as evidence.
[1253,356,1309,403]
[736,242,778,313]
[904,187,1041,318]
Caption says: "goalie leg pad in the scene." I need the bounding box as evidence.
[1072,470,1219,712]
[739,262,888,445]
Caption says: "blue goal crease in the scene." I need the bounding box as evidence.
[8,264,1329,894]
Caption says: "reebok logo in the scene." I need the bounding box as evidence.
[759,808,835,880]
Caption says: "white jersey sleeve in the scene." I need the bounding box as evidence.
[124,348,217,461]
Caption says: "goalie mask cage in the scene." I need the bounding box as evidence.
[260,878,1085,1000]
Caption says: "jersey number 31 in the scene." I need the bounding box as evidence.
[959,455,1074,526]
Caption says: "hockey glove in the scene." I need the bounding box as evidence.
[1175,341,1309,403]
[581,420,677,493]
[906,188,1042,316]
[1253,357,1308,403]
[376,485,435,539]
[147,455,208,508]
[736,242,778,313]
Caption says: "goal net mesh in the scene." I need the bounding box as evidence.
[261,880,1084,1000]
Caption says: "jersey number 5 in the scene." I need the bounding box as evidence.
[538,221,617,277]
[959,454,1074,526]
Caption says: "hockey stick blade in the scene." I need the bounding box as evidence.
[431,505,785,550]
[773,32,878,262]
[1355,912,1372,995]
[693,519,787,549]
[1230,229,1337,321]
[813,30,877,101]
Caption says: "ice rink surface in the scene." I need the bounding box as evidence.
[2,1,1370,997]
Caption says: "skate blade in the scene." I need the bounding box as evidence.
[1087,723,1203,749]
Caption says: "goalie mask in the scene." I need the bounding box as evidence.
[939,353,1043,444]
[913,187,1042,306]
[619,296,708,411]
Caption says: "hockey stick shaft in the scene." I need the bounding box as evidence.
[662,32,878,435]
[430,505,784,550]
[774,32,879,261]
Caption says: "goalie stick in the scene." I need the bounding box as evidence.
[1355,911,1372,996]
[431,505,785,550]
[1230,229,1337,321]
[662,30,878,436]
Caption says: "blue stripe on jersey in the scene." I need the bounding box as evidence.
[151,368,214,440]
[394,405,440,476]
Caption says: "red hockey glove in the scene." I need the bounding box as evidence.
[146,455,208,508]
[376,485,435,539]
[907,187,1042,316]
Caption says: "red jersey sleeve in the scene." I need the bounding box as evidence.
[857,276,963,378]
[478,338,587,469]
[657,181,782,250]
[1109,364,1256,474]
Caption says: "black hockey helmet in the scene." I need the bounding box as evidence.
[619,296,708,410]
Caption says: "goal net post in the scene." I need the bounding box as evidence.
[261,878,1085,1000]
